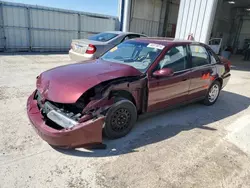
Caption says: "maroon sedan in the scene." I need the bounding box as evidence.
[27,38,231,148]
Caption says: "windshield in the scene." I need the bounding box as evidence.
[100,41,164,72]
[88,32,118,42]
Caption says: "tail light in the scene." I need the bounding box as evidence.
[86,44,96,54]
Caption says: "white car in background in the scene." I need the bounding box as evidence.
[69,31,147,61]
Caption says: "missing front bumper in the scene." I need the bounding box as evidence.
[27,92,105,148]
[35,90,81,129]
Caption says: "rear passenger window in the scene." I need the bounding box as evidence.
[190,45,210,67]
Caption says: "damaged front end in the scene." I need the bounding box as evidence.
[35,75,116,127]
[28,75,147,148]
[27,90,107,148]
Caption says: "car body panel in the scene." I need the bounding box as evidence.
[27,92,105,148]
[36,59,142,103]
[71,39,114,59]
[69,49,94,61]
[69,31,147,61]
[187,65,215,100]
[28,38,231,148]
[217,56,231,88]
[148,70,191,112]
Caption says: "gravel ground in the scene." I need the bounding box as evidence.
[0,53,250,188]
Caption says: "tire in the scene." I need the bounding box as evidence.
[103,98,137,139]
[203,80,221,106]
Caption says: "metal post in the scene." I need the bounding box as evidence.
[0,2,6,51]
[122,0,131,32]
[78,13,81,39]
[158,0,164,36]
[150,0,156,36]
[27,7,32,51]
[162,0,170,37]
[118,0,124,31]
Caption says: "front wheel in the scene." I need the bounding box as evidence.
[103,98,137,139]
[203,81,221,106]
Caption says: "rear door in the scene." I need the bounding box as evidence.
[147,45,191,112]
[188,44,215,101]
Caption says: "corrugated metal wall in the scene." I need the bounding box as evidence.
[3,5,29,50]
[30,9,78,50]
[175,0,218,44]
[0,1,118,52]
[129,0,180,37]
[129,0,162,36]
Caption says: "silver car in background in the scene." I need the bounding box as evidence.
[69,31,147,61]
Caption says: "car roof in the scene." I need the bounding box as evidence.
[132,37,203,46]
[104,31,147,36]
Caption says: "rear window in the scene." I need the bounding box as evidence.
[88,33,118,42]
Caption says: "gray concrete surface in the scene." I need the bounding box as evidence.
[0,54,250,188]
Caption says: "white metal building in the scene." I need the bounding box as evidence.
[1,0,249,53]
[120,0,180,37]
[121,0,250,53]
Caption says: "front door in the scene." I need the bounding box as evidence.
[188,44,215,100]
[147,45,191,112]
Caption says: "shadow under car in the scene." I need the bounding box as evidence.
[54,90,250,157]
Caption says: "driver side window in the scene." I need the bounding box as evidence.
[157,46,188,72]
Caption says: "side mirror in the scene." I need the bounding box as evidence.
[153,68,174,78]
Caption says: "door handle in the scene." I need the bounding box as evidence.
[182,78,188,81]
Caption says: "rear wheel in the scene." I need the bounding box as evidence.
[103,98,137,139]
[203,81,221,106]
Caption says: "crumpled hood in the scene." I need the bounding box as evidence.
[36,59,142,103]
